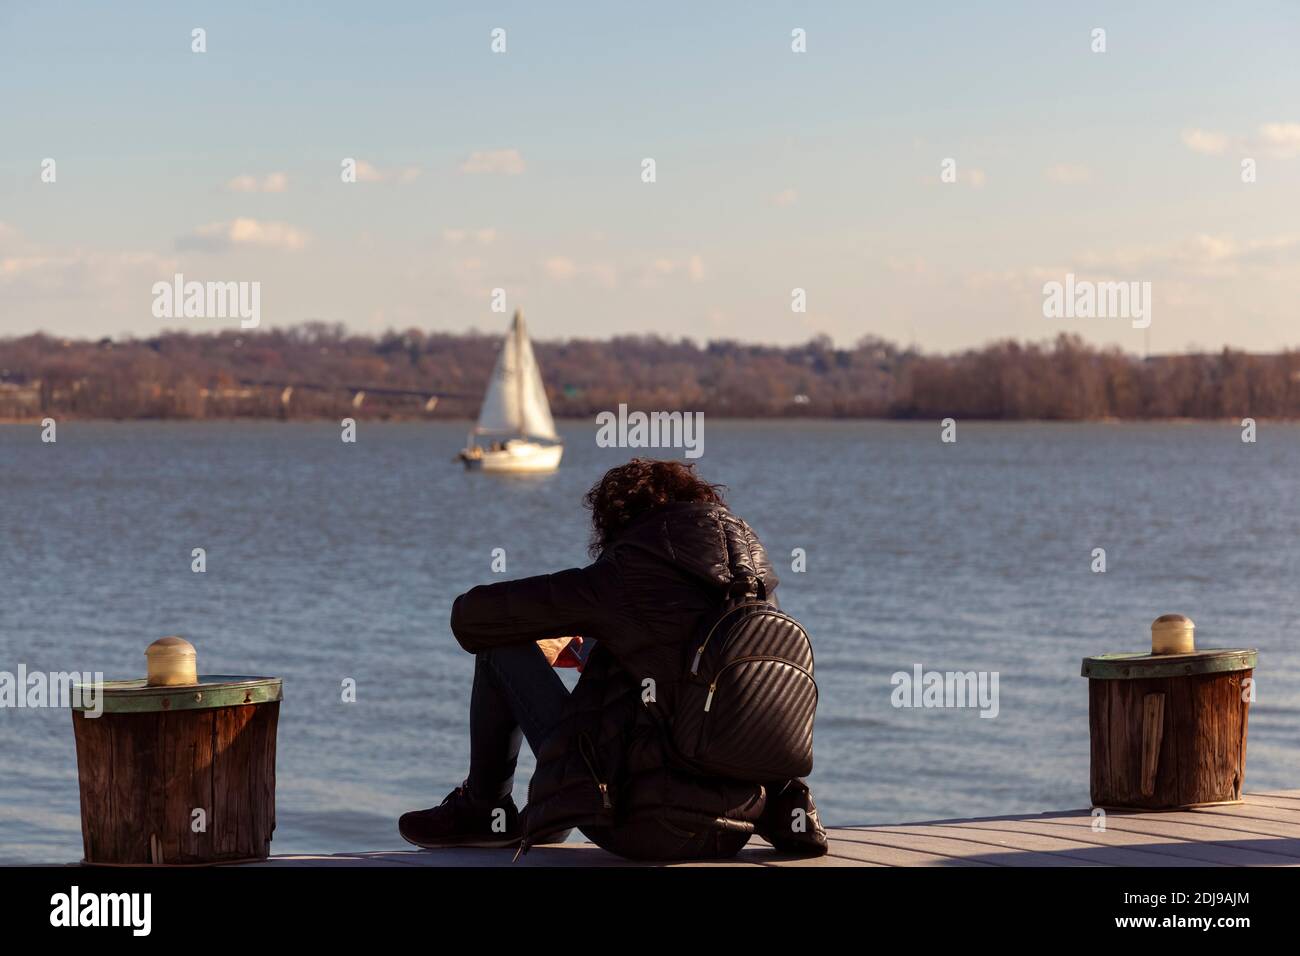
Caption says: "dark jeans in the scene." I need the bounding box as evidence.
[465,643,569,805]
[463,642,749,860]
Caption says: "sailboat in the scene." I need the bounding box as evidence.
[458,310,563,473]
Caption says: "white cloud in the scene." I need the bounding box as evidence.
[350,160,420,184]
[542,256,617,288]
[885,255,931,276]
[178,218,309,252]
[355,160,384,183]
[543,256,577,280]
[1182,128,1231,155]
[225,172,289,193]
[639,255,704,286]
[442,228,497,246]
[1044,163,1091,184]
[770,188,799,207]
[961,266,1061,293]
[1,250,177,294]
[1182,122,1300,158]
[1258,122,1300,158]
[0,226,177,306]
[0,255,50,279]
[962,234,1300,292]
[460,149,526,176]
[1079,234,1300,276]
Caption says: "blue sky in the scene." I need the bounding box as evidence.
[2,1,1298,352]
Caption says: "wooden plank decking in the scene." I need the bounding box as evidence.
[257,790,1300,867]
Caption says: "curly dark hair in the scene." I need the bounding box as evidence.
[583,458,727,556]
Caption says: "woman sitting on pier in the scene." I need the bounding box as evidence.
[399,458,825,860]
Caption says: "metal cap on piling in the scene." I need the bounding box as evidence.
[1151,614,1195,656]
[146,636,198,686]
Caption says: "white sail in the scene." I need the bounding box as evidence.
[474,311,559,441]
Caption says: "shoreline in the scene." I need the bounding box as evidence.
[3,416,1297,426]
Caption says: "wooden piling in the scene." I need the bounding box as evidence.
[1082,648,1254,810]
[71,675,282,865]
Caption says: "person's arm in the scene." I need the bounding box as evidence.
[449,560,619,654]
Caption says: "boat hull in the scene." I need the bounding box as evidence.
[462,441,563,473]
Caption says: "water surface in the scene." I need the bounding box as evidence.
[1,420,1297,863]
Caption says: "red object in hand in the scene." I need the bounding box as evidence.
[553,636,585,670]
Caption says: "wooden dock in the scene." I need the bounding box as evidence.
[256,789,1300,867]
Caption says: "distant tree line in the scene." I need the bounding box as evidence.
[2,324,1298,421]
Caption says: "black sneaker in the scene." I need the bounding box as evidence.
[398,783,521,849]
[756,779,828,857]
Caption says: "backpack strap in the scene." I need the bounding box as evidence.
[724,554,766,603]
[720,511,768,604]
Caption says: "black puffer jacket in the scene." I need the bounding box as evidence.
[450,501,778,854]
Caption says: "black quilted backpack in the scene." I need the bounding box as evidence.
[671,582,817,781]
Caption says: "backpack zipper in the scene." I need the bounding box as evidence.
[689,601,780,676]
[516,731,611,862]
[702,655,816,712]
[516,734,611,863]
[578,732,612,808]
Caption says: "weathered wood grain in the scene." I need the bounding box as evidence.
[929,819,1209,867]
[72,701,279,865]
[254,789,1300,867]
[1089,669,1250,809]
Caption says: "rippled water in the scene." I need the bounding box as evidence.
[2,420,1298,863]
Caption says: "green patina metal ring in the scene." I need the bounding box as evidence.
[1080,648,1256,680]
[70,675,282,714]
